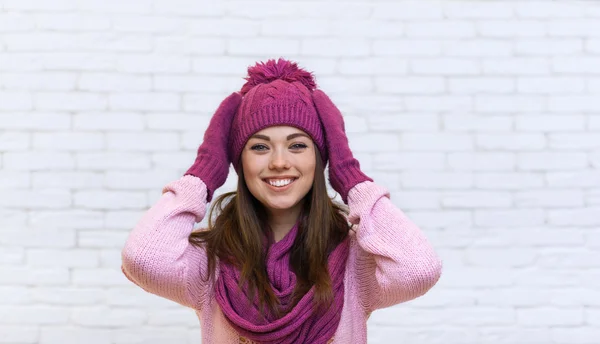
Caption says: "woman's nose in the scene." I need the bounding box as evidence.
[269,150,291,170]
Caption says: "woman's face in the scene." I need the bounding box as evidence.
[241,126,316,216]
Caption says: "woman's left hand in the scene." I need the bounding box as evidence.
[312,90,373,203]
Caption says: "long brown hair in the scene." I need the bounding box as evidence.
[188,148,350,317]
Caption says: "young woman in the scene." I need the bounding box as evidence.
[121,58,442,344]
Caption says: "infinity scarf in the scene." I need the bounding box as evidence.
[215,222,349,344]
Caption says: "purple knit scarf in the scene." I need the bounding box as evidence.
[215,222,349,344]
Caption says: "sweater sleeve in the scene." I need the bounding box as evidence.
[121,175,211,310]
[347,181,443,312]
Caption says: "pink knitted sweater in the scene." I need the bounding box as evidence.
[121,176,442,343]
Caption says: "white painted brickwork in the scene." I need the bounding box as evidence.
[0,0,599,343]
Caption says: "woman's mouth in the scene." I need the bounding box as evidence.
[263,177,298,191]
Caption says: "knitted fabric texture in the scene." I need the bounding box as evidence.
[121,176,443,343]
[229,58,327,172]
[215,222,348,344]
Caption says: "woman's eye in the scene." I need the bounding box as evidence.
[290,143,308,150]
[250,144,268,151]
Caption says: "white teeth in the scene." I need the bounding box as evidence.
[267,179,294,187]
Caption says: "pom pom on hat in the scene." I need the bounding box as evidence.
[230,57,327,172]
[240,58,317,96]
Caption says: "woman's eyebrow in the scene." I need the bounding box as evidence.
[250,133,309,141]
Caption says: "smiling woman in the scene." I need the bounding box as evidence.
[121,58,443,344]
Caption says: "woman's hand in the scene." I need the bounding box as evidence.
[185,92,242,201]
[312,90,372,203]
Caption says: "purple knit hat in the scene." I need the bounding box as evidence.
[229,58,327,172]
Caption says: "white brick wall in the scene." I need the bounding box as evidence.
[0,1,598,343]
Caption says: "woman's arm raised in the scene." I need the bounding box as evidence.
[347,181,442,312]
[121,176,210,309]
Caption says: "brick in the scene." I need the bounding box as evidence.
[444,2,513,18]
[32,288,104,306]
[72,307,146,327]
[339,58,409,75]
[347,133,399,152]
[0,12,35,31]
[400,172,473,189]
[369,114,438,131]
[76,152,151,170]
[0,72,77,91]
[548,20,600,37]
[401,133,473,151]
[515,2,585,18]
[106,132,179,152]
[76,0,152,14]
[228,38,300,56]
[331,20,404,38]
[109,93,179,111]
[515,189,584,208]
[407,210,472,228]
[27,249,99,268]
[518,308,583,326]
[0,113,70,130]
[373,39,442,56]
[0,189,71,209]
[475,209,545,227]
[112,15,183,33]
[32,171,103,189]
[35,92,107,111]
[476,133,546,151]
[518,152,588,170]
[516,115,586,131]
[154,0,224,16]
[548,208,600,226]
[74,190,147,210]
[475,173,545,189]
[40,327,112,344]
[548,134,600,150]
[475,95,544,112]
[79,73,151,92]
[0,326,38,343]
[29,210,103,230]
[33,132,104,151]
[549,96,600,112]
[407,22,476,38]
[0,247,25,264]
[0,92,33,110]
[373,3,443,19]
[441,191,512,208]
[412,58,480,75]
[117,55,190,73]
[0,132,29,151]
[376,77,444,94]
[155,37,226,55]
[405,96,472,111]
[33,13,110,31]
[478,20,546,37]
[443,114,512,131]
[448,152,515,171]
[301,39,369,57]
[318,76,374,94]
[0,228,75,248]
[448,78,514,94]
[443,40,513,56]
[74,112,144,131]
[0,267,69,286]
[518,77,585,94]
[484,58,550,75]
[516,39,583,55]
[373,152,445,171]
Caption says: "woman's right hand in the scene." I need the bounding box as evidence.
[185,92,242,202]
